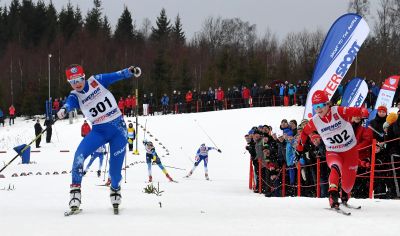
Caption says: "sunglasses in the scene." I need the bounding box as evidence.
[68,76,85,85]
[312,103,326,110]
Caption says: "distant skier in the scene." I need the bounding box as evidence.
[83,145,106,177]
[185,143,221,180]
[57,64,141,214]
[143,140,174,182]
[127,122,135,152]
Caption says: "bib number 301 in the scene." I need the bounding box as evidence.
[89,97,112,117]
[327,130,350,144]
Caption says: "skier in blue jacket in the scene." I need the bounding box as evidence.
[185,143,221,180]
[57,64,141,213]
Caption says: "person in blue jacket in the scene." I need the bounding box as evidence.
[185,143,221,180]
[83,144,107,177]
[57,64,141,212]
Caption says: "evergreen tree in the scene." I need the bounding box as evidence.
[59,3,83,42]
[7,0,22,43]
[85,0,102,36]
[102,15,111,39]
[151,8,171,43]
[171,14,185,45]
[45,1,58,45]
[0,7,8,54]
[114,6,134,42]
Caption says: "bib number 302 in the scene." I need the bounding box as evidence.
[327,130,350,144]
[89,97,112,117]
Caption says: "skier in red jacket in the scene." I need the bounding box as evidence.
[296,90,368,210]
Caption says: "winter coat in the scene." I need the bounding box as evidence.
[369,115,386,142]
[161,95,169,105]
[81,123,91,137]
[34,122,42,135]
[216,89,225,101]
[353,122,373,160]
[242,88,250,99]
[185,92,193,103]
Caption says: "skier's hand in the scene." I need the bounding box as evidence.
[217,149,222,153]
[294,150,303,163]
[57,108,66,119]
[129,66,141,77]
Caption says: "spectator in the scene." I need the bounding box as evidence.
[53,98,60,113]
[241,86,250,108]
[161,93,169,115]
[177,91,184,113]
[172,90,178,114]
[149,93,156,116]
[310,134,329,198]
[264,85,273,107]
[81,120,91,137]
[131,95,137,117]
[43,117,53,143]
[288,84,297,106]
[251,83,259,107]
[118,97,125,115]
[125,95,133,117]
[34,119,43,148]
[185,90,193,113]
[0,108,4,127]
[9,104,15,125]
[143,94,149,116]
[216,87,225,110]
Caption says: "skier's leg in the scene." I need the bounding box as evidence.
[84,154,96,173]
[326,151,343,208]
[340,149,359,202]
[203,156,209,179]
[146,154,152,181]
[156,160,173,181]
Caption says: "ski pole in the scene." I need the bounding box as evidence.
[103,144,109,182]
[0,118,59,173]
[124,151,127,183]
[164,165,186,171]
[144,119,148,140]
[180,146,194,164]
[194,119,220,150]
[368,125,384,138]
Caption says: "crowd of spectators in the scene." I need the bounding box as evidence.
[245,104,400,199]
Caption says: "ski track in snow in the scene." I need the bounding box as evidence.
[0,107,399,236]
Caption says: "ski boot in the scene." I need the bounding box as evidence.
[105,178,111,186]
[148,175,153,182]
[82,171,87,176]
[205,173,210,180]
[340,189,349,205]
[166,174,173,182]
[69,184,81,211]
[110,186,121,215]
[185,171,193,178]
[329,188,340,209]
[97,170,101,177]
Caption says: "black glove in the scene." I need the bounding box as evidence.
[217,149,222,153]
[294,150,303,163]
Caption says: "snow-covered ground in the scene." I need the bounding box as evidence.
[0,107,399,236]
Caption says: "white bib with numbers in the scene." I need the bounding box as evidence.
[71,76,122,125]
[313,106,356,152]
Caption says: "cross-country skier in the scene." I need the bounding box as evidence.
[83,145,106,177]
[143,140,174,182]
[185,143,221,180]
[296,90,368,210]
[57,64,141,214]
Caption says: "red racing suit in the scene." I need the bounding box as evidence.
[297,106,363,193]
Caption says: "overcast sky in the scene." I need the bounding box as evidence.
[0,0,380,40]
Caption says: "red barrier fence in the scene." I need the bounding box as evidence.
[248,137,400,199]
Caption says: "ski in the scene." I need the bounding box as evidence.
[342,203,361,209]
[325,207,351,216]
[64,208,82,216]
[170,180,179,183]
[96,184,109,187]
[113,204,119,215]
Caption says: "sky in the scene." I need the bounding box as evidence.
[0,0,380,41]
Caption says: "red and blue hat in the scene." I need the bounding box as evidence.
[66,65,85,80]
[311,90,329,105]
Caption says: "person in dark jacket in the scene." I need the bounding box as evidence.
[34,119,43,148]
[43,117,53,143]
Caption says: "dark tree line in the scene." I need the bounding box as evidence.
[0,0,398,116]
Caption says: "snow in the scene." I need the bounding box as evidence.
[0,107,399,236]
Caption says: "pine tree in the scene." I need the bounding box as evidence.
[151,8,171,43]
[171,14,185,45]
[7,0,22,43]
[44,1,58,45]
[114,6,134,42]
[102,15,111,39]
[59,3,83,42]
[85,0,102,36]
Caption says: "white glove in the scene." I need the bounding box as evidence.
[57,108,66,119]
[129,66,141,77]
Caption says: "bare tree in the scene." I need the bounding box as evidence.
[348,0,370,17]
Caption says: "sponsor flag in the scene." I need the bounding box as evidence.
[368,75,400,121]
[304,13,370,119]
[341,78,368,107]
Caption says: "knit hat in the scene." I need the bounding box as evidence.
[310,134,321,140]
[377,106,387,114]
[386,112,398,125]
[65,64,85,80]
[312,90,329,105]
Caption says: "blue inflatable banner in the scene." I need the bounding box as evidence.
[341,78,368,107]
[304,13,369,118]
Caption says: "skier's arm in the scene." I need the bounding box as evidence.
[337,106,363,122]
[95,67,139,88]
[62,93,80,113]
